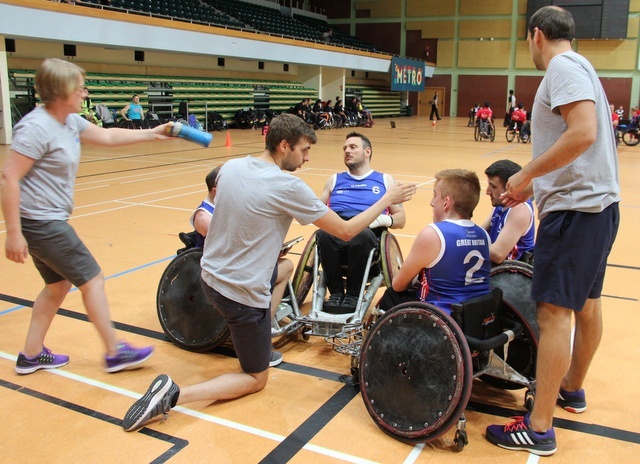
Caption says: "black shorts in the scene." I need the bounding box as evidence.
[21,219,101,287]
[200,280,271,374]
[532,202,619,311]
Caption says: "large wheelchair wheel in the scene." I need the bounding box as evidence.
[473,124,480,141]
[622,129,640,146]
[359,302,473,444]
[505,127,516,143]
[484,260,538,389]
[117,119,137,129]
[156,248,230,352]
[380,230,403,289]
[291,231,317,308]
[489,126,496,142]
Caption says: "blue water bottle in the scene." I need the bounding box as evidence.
[167,122,213,148]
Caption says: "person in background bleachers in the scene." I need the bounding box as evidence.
[313,99,330,127]
[333,98,348,127]
[322,99,335,126]
[358,98,374,126]
[120,94,145,128]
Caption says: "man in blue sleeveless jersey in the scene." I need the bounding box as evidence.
[316,132,407,312]
[377,169,490,315]
[481,159,535,264]
[189,166,220,248]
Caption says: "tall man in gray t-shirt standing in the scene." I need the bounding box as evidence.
[486,6,620,456]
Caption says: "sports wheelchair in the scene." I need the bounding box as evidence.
[290,229,403,339]
[156,238,308,352]
[474,118,495,142]
[351,260,537,450]
[505,121,531,144]
[156,229,401,351]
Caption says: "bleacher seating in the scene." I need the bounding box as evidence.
[78,0,376,50]
[346,85,402,117]
[8,70,325,127]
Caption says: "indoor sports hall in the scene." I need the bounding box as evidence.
[1,1,639,463]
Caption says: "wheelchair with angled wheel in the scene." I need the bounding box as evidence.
[474,118,495,142]
[347,258,537,450]
[505,121,531,144]
[290,229,403,343]
[156,239,307,352]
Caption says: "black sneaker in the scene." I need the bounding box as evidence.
[340,294,359,312]
[323,292,343,312]
[485,413,557,456]
[123,374,180,432]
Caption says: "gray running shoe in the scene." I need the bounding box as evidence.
[123,374,180,432]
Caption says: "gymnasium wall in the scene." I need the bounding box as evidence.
[312,0,640,116]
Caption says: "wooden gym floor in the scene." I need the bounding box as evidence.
[0,116,638,463]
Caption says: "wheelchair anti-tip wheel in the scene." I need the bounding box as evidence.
[359,302,473,444]
[156,248,230,352]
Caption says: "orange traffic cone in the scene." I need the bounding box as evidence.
[225,131,232,147]
[432,118,437,126]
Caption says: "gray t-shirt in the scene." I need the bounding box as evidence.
[11,106,90,220]
[201,156,328,308]
[532,51,620,219]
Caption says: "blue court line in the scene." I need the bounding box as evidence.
[0,255,175,316]
[481,145,522,157]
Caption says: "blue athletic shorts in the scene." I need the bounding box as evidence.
[200,279,271,374]
[531,202,619,311]
[21,219,101,287]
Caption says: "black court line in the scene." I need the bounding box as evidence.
[3,295,640,455]
[467,400,640,445]
[258,384,359,464]
[607,263,640,271]
[0,378,188,463]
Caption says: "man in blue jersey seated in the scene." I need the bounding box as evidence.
[188,166,221,249]
[316,132,407,313]
[481,160,535,264]
[377,169,491,315]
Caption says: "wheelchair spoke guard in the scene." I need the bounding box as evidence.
[157,248,230,352]
[359,303,473,443]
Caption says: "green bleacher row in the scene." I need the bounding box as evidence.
[10,70,404,123]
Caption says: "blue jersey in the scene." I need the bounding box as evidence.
[488,201,535,261]
[126,103,143,120]
[418,220,491,314]
[327,170,388,218]
[189,200,215,247]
